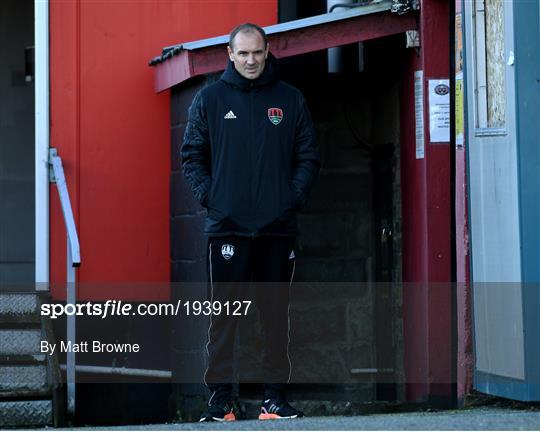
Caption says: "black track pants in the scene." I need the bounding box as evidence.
[204,235,296,396]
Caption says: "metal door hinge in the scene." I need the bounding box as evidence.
[49,148,57,183]
[406,30,420,48]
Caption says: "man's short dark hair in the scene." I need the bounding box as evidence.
[229,23,268,50]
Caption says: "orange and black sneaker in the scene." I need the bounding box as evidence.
[258,397,304,420]
[199,391,236,422]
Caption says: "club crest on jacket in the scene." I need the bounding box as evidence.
[221,244,235,260]
[268,107,283,125]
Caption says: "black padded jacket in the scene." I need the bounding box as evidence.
[181,54,319,237]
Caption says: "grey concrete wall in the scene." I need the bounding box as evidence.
[292,81,376,400]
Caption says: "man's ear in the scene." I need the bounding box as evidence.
[265,43,269,59]
[227,45,234,61]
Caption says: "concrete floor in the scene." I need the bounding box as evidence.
[58,406,540,430]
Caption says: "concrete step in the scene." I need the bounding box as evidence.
[0,399,53,427]
[0,293,39,314]
[0,328,42,355]
[0,294,61,427]
[0,364,48,394]
[0,294,40,324]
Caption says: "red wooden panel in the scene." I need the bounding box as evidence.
[50,0,80,297]
[49,0,277,301]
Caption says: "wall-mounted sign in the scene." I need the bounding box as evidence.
[415,70,425,159]
[455,72,464,148]
[455,12,464,149]
[429,79,450,143]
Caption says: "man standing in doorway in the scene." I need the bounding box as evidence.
[181,23,319,422]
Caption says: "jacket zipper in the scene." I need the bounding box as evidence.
[249,83,255,238]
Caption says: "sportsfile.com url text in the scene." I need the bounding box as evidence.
[40,300,252,319]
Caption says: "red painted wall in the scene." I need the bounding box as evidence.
[401,0,452,402]
[50,0,277,301]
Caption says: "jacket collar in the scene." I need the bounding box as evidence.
[220,52,279,91]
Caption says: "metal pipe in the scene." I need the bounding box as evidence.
[327,0,366,73]
[50,151,81,265]
[327,0,354,72]
[350,368,394,374]
[66,240,76,417]
[60,364,172,379]
[49,149,81,418]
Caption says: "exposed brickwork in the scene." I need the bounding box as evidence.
[170,79,209,400]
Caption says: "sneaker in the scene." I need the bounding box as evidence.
[199,390,236,422]
[259,397,304,420]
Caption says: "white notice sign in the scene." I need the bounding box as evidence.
[414,71,424,159]
[428,79,450,143]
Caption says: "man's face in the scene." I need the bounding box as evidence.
[227,30,269,80]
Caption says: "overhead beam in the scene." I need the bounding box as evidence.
[154,11,417,93]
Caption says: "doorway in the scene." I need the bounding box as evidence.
[0,0,35,285]
[236,34,406,403]
[287,35,404,402]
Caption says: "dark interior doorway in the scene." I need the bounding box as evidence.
[168,31,410,410]
[0,0,35,284]
[288,35,404,403]
[238,34,406,403]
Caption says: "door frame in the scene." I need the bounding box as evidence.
[35,0,49,288]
